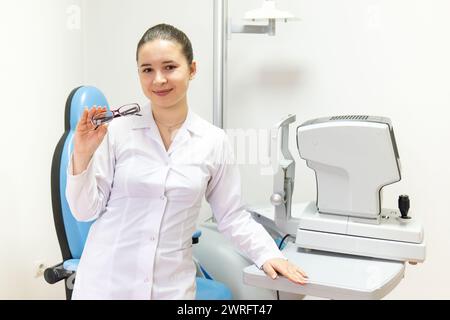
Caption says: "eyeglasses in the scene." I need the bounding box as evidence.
[91,103,142,129]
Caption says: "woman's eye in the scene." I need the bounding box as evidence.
[142,68,153,73]
[165,65,177,71]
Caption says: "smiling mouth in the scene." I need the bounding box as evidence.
[153,89,173,96]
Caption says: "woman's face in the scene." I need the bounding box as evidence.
[137,39,196,110]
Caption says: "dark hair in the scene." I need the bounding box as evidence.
[136,23,194,64]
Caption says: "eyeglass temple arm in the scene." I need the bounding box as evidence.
[112,113,142,118]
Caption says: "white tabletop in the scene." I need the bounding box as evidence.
[243,242,405,300]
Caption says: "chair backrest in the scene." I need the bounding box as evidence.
[51,86,109,261]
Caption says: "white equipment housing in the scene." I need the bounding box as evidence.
[243,115,426,299]
[295,116,425,263]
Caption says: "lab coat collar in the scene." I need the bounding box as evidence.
[132,102,205,137]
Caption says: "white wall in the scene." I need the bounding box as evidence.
[0,0,85,299]
[226,0,450,299]
[1,0,449,299]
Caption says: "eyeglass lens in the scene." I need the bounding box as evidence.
[118,104,140,115]
[92,111,114,126]
[91,104,141,127]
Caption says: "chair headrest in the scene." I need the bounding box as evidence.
[65,86,110,131]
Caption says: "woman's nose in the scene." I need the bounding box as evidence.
[153,71,167,85]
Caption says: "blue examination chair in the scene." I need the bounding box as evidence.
[45,86,232,300]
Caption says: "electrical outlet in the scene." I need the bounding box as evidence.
[34,260,47,278]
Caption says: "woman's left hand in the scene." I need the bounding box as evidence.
[262,258,308,285]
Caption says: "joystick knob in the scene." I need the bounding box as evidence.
[398,195,411,219]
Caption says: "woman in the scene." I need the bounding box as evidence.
[67,23,308,300]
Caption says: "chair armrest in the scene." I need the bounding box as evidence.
[44,262,74,284]
[192,230,202,244]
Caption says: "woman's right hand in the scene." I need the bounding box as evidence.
[72,106,108,175]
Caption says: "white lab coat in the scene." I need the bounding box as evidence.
[66,103,285,300]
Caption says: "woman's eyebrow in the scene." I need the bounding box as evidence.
[139,60,177,68]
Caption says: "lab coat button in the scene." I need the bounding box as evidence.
[160,195,166,201]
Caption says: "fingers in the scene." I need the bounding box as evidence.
[97,123,109,139]
[76,108,89,131]
[297,267,308,279]
[265,259,309,285]
[262,263,278,280]
[87,106,98,130]
[78,106,107,132]
[285,262,308,285]
[82,107,88,123]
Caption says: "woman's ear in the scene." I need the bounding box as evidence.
[189,61,197,80]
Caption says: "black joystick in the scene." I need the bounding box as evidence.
[398,195,411,219]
